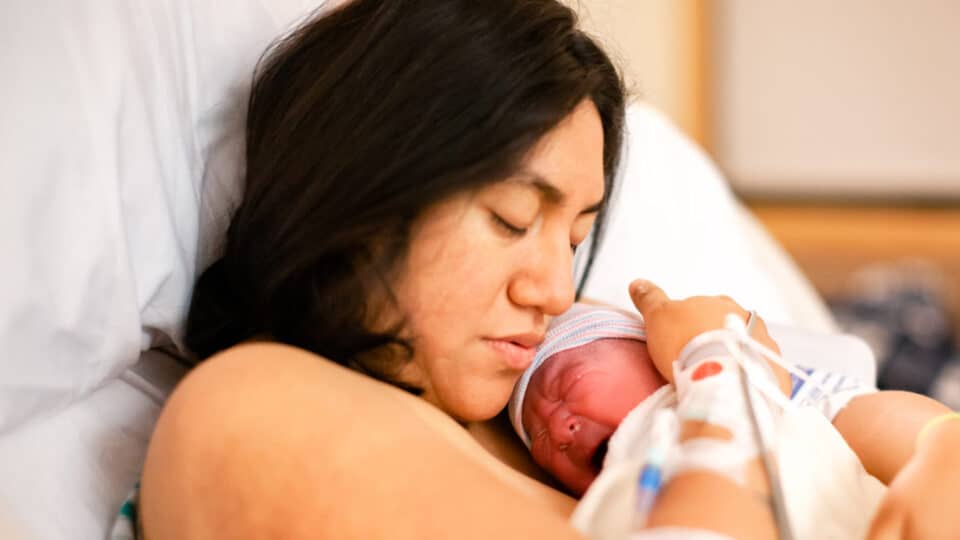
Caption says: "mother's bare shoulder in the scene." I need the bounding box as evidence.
[140,343,582,539]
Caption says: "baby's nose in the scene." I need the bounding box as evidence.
[549,411,582,450]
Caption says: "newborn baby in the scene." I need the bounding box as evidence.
[510,300,960,540]
[508,304,666,495]
[508,303,876,497]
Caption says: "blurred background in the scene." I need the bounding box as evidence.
[566,0,960,407]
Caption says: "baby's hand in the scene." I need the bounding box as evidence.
[628,279,789,394]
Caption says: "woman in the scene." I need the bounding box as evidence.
[143,1,624,537]
[139,1,960,538]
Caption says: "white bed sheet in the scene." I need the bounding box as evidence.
[0,351,185,540]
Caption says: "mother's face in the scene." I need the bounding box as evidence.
[391,100,606,422]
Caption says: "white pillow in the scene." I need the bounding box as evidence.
[580,104,795,325]
[0,0,324,432]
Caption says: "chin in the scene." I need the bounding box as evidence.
[544,466,595,497]
[424,362,521,422]
[454,399,510,423]
[444,387,514,423]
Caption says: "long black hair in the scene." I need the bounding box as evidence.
[185,0,626,390]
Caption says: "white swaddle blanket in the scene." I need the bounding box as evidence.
[571,384,886,540]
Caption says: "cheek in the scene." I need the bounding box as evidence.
[392,201,528,419]
[405,214,516,319]
[574,388,642,428]
[521,382,554,444]
[568,373,661,428]
[570,342,667,424]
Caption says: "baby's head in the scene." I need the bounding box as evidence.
[508,304,667,495]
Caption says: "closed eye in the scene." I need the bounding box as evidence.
[491,213,527,236]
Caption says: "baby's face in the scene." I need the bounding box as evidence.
[521,338,666,495]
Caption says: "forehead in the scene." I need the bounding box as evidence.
[536,338,648,394]
[520,100,606,203]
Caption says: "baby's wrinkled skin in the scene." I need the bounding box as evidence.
[521,337,667,495]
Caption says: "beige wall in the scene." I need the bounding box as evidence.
[568,1,960,199]
[712,0,960,198]
[565,0,707,145]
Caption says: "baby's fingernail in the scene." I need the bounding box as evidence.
[630,280,648,296]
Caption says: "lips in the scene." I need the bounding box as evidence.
[485,338,538,370]
[495,331,546,349]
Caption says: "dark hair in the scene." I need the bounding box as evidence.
[185,0,626,389]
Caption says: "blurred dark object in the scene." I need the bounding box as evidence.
[828,260,960,408]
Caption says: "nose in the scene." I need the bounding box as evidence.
[508,238,576,316]
[548,410,582,450]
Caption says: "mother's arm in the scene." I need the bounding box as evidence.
[140,343,582,539]
[833,391,960,538]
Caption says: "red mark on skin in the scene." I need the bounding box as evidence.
[692,361,723,381]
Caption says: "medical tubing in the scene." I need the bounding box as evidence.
[672,318,800,540]
[728,313,794,540]
[634,464,661,527]
[677,325,832,407]
[634,410,675,529]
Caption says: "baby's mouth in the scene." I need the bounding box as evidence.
[563,417,615,474]
[590,438,610,472]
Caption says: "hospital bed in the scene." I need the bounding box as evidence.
[0,1,875,538]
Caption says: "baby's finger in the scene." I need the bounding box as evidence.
[629,279,669,318]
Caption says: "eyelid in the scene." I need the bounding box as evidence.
[570,236,584,253]
[571,216,596,252]
[492,213,527,236]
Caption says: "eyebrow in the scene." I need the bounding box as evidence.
[513,170,604,215]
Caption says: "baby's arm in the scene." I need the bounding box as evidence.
[625,280,787,538]
[628,279,792,396]
[832,391,960,539]
[832,390,952,484]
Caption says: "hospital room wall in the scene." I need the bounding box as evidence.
[711,0,960,200]
[564,0,708,148]
[569,0,960,200]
